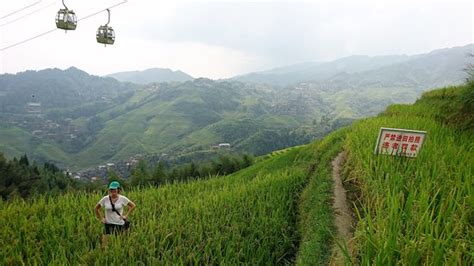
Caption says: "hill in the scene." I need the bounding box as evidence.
[0,46,471,171]
[0,84,472,264]
[0,70,346,170]
[71,78,342,169]
[234,44,472,88]
[0,67,138,164]
[106,68,194,84]
[234,54,410,87]
[0,67,136,113]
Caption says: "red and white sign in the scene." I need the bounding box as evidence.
[374,127,427,158]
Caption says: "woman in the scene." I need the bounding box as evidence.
[94,181,136,246]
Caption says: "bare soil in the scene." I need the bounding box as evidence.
[329,151,353,265]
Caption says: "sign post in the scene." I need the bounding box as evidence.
[374,127,427,158]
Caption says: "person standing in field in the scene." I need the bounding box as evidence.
[94,181,136,247]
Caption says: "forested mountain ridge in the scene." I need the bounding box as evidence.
[0,72,345,170]
[71,78,342,169]
[106,68,194,84]
[0,67,137,113]
[0,45,471,171]
[234,44,473,88]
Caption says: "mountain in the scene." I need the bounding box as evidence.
[69,78,342,169]
[0,67,138,164]
[312,44,473,90]
[0,45,471,170]
[106,68,194,84]
[0,67,136,113]
[234,44,473,87]
[0,69,344,169]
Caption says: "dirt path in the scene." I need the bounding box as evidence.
[330,151,353,265]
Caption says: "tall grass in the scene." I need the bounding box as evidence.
[295,128,349,265]
[343,86,473,264]
[0,146,313,264]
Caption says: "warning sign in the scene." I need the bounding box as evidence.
[374,127,427,157]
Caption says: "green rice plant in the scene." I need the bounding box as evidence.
[0,144,314,264]
[343,86,473,264]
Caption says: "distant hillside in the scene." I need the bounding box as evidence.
[0,67,138,164]
[0,71,346,169]
[234,44,473,87]
[107,68,194,84]
[0,67,136,113]
[70,78,343,169]
[0,45,471,170]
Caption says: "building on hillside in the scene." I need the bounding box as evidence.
[218,143,231,149]
[26,102,41,114]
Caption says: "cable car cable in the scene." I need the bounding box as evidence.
[0,0,128,51]
[76,0,127,22]
[0,2,56,28]
[0,1,43,20]
[0,28,58,51]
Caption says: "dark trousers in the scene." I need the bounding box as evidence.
[104,223,125,234]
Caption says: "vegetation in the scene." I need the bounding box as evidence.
[3,46,471,170]
[0,84,472,264]
[341,85,473,264]
[0,145,319,264]
[295,128,349,265]
[236,44,471,88]
[0,154,81,200]
[106,68,194,84]
[0,151,255,200]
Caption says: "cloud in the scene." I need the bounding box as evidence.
[1,0,472,78]
[130,2,473,65]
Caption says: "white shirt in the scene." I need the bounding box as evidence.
[98,195,131,225]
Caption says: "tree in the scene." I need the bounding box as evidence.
[130,159,149,186]
[242,154,254,167]
[19,154,29,167]
[150,161,167,186]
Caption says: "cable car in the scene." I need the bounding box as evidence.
[55,0,77,30]
[96,9,115,46]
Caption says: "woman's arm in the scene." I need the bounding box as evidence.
[123,201,136,220]
[94,203,105,223]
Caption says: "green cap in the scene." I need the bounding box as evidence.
[108,181,121,190]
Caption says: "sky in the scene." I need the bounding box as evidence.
[0,0,472,79]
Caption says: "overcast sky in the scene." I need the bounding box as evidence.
[0,0,472,79]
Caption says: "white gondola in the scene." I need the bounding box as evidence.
[55,0,77,30]
[96,9,115,46]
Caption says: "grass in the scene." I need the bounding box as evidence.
[342,85,473,264]
[0,143,321,264]
[295,127,349,265]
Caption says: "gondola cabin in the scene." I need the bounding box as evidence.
[96,26,115,45]
[55,9,77,30]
